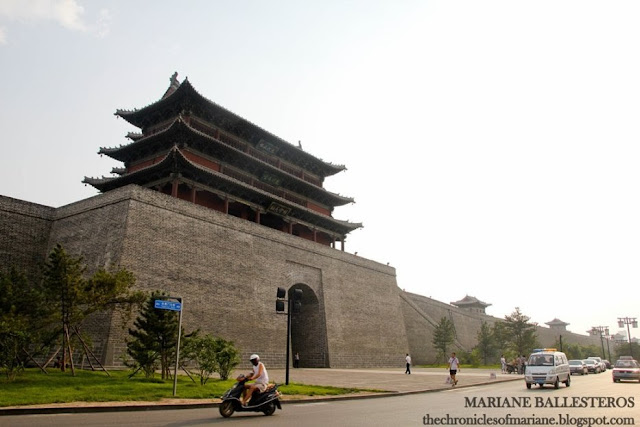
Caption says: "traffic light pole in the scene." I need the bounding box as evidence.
[286,297,292,385]
[276,287,301,386]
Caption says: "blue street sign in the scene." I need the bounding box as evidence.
[154,299,182,311]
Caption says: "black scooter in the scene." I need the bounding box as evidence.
[219,376,282,418]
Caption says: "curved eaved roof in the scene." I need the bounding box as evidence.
[116,75,345,178]
[84,146,361,236]
[450,295,491,308]
[99,117,355,207]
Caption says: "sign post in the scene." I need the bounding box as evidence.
[154,297,183,397]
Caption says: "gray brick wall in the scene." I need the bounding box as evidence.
[0,186,601,371]
[3,185,408,368]
[401,291,602,364]
[0,195,54,279]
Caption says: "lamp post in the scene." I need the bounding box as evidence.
[591,326,609,360]
[617,317,638,359]
[276,287,302,385]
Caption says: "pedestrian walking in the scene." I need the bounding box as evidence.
[448,352,460,386]
[405,353,411,374]
[500,354,506,374]
[294,352,300,368]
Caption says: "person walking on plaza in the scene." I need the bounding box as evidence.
[500,354,506,374]
[294,352,300,368]
[405,353,411,374]
[448,352,460,386]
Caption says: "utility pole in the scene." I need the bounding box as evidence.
[591,326,608,359]
[617,317,638,359]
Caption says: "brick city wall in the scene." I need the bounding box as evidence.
[0,195,54,280]
[0,186,602,370]
[401,291,602,364]
[1,185,409,369]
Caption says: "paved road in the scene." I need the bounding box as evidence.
[0,367,520,413]
[3,368,637,426]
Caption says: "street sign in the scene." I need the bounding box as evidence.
[154,299,182,311]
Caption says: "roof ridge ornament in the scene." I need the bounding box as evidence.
[170,71,179,87]
[161,72,181,100]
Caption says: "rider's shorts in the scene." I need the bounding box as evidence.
[254,382,267,392]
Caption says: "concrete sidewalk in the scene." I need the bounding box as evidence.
[272,367,520,393]
[0,368,522,415]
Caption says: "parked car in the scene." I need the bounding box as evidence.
[584,359,601,374]
[612,359,640,383]
[587,356,606,371]
[569,359,588,375]
[602,359,612,369]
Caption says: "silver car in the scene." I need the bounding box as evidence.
[612,359,640,383]
[583,359,601,374]
[587,356,606,371]
[569,359,588,375]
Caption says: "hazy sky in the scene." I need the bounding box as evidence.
[1,0,639,340]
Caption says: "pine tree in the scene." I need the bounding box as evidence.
[41,244,143,374]
[432,316,456,363]
[500,307,539,356]
[0,268,51,380]
[127,292,179,379]
[475,321,496,365]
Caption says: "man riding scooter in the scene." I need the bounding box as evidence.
[241,354,269,406]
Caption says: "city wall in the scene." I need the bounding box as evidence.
[1,185,409,368]
[0,186,601,368]
[401,291,602,364]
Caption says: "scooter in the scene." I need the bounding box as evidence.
[219,375,282,418]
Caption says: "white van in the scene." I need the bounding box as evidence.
[524,349,571,389]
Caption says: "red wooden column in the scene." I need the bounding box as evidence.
[190,187,197,203]
[255,210,261,224]
[288,222,293,234]
[312,229,317,242]
[171,180,179,198]
[341,238,345,251]
[224,198,229,214]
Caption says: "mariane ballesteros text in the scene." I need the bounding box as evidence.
[464,396,634,409]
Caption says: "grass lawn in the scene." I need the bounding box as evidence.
[0,369,373,407]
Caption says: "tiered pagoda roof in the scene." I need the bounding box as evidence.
[114,75,344,178]
[546,318,570,332]
[545,318,569,327]
[95,118,353,207]
[84,73,362,245]
[450,295,491,314]
[450,295,491,308]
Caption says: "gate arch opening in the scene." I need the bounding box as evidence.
[289,283,328,368]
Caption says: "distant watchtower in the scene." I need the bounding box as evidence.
[546,318,570,332]
[84,73,361,249]
[450,295,491,315]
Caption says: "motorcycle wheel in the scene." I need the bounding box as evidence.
[219,401,235,418]
[263,401,277,416]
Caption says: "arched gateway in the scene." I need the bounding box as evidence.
[290,283,329,368]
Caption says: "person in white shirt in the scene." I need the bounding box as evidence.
[241,354,269,405]
[405,353,412,374]
[448,352,460,386]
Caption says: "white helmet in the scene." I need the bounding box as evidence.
[250,354,260,361]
